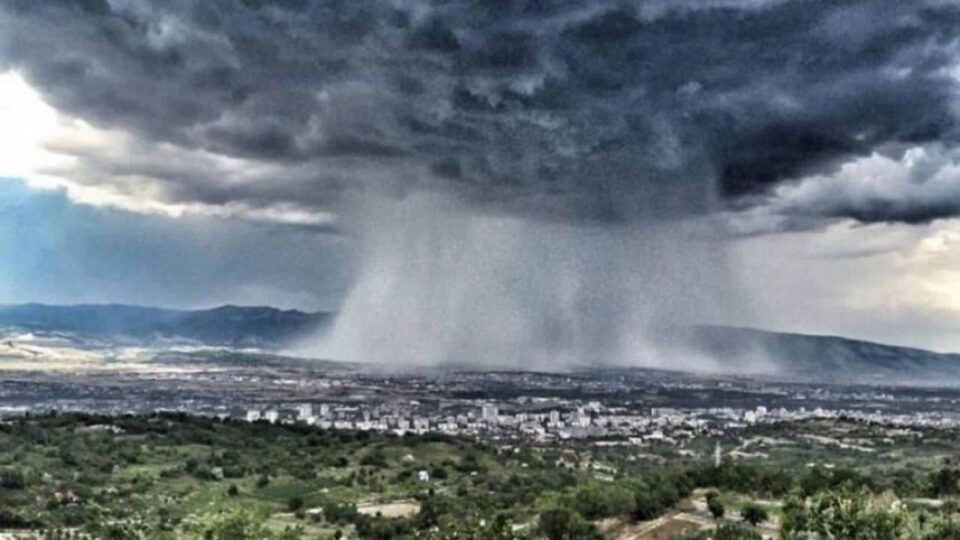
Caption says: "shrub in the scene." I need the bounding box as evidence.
[741,503,768,527]
[537,507,601,540]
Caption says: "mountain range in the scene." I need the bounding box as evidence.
[682,325,960,385]
[0,303,331,349]
[1,303,959,384]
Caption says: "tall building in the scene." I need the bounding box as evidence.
[481,404,499,422]
[714,441,722,468]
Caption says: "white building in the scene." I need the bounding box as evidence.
[298,404,313,421]
[482,404,499,422]
[245,410,261,422]
[265,409,279,424]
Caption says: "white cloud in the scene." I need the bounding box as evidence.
[0,70,336,229]
[0,71,67,179]
[760,144,960,224]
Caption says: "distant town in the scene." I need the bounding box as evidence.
[239,388,960,448]
[2,350,960,455]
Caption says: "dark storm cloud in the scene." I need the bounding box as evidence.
[2,0,960,223]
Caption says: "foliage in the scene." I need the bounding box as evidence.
[412,513,531,540]
[571,482,634,520]
[4,413,960,540]
[707,492,725,520]
[740,502,767,527]
[187,511,303,540]
[682,523,761,540]
[780,488,908,540]
[536,507,602,540]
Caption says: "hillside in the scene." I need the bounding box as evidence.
[686,325,960,385]
[0,303,331,349]
[2,303,959,383]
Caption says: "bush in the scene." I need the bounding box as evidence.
[0,468,26,490]
[706,492,725,520]
[780,488,908,539]
[683,522,761,540]
[573,483,634,520]
[537,507,602,540]
[741,503,768,527]
[927,519,960,539]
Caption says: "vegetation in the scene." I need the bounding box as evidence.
[2,413,960,539]
[740,502,767,527]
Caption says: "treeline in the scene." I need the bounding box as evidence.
[692,461,960,500]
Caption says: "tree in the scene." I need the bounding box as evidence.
[707,493,725,521]
[0,468,26,490]
[926,520,960,539]
[779,488,908,540]
[680,523,760,540]
[255,474,269,488]
[931,468,960,497]
[633,489,663,520]
[713,523,761,540]
[192,511,285,540]
[94,524,138,540]
[573,483,634,520]
[741,503,768,527]
[537,508,602,540]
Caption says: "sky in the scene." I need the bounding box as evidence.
[3,0,960,360]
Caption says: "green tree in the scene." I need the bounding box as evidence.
[573,483,634,520]
[680,523,760,540]
[926,519,960,539]
[780,488,908,540]
[191,511,302,540]
[741,503,767,527]
[537,508,601,540]
[707,493,725,521]
[714,522,761,540]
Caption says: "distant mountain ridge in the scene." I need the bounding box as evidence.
[0,303,331,349]
[2,303,958,384]
[685,325,960,385]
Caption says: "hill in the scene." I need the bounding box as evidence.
[684,325,960,385]
[0,303,331,349]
